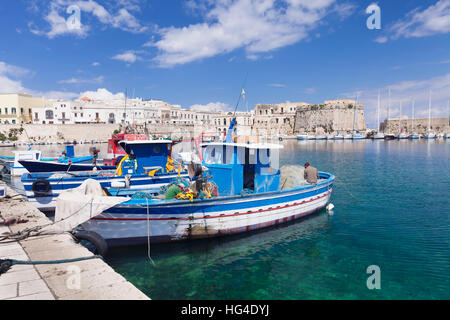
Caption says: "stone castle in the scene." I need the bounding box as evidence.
[254,99,366,135]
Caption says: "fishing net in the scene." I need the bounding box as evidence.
[279,165,307,190]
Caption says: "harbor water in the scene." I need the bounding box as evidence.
[2,139,449,299]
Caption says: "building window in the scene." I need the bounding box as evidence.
[45,110,54,119]
[5,108,8,114]
[20,108,24,114]
[34,112,38,119]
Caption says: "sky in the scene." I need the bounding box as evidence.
[0,0,449,128]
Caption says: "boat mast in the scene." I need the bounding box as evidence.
[353,93,358,133]
[387,88,391,134]
[377,91,380,131]
[428,90,431,132]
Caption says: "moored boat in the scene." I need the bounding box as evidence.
[373,132,385,139]
[80,142,335,245]
[22,140,188,212]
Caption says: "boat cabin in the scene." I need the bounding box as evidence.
[201,142,283,196]
[107,133,147,157]
[118,140,173,175]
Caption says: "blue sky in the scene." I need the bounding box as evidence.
[0,0,449,128]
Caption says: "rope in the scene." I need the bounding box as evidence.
[0,197,100,244]
[0,255,102,276]
[334,175,364,203]
[146,198,156,266]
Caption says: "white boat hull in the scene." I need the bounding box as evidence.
[82,185,333,245]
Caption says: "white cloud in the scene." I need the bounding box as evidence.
[304,87,316,94]
[79,88,125,100]
[92,62,100,66]
[268,83,286,88]
[190,102,230,112]
[0,62,30,93]
[374,36,387,43]
[148,0,351,67]
[112,51,140,63]
[30,0,148,39]
[40,91,79,100]
[58,75,104,84]
[378,0,450,42]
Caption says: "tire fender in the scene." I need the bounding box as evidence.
[73,230,108,257]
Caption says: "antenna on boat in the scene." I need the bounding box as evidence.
[225,72,249,142]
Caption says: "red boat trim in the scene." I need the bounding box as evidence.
[92,190,332,222]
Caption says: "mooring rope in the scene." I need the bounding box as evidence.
[146,198,156,266]
[0,255,103,276]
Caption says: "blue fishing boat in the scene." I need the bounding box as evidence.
[22,140,188,212]
[0,146,94,177]
[80,142,335,245]
[18,160,116,173]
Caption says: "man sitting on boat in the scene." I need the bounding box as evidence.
[304,162,319,184]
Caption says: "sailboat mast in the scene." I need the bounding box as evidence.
[387,88,391,134]
[428,90,431,132]
[353,93,358,133]
[377,91,380,131]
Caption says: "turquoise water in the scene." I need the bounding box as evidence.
[103,139,449,299]
[4,140,450,299]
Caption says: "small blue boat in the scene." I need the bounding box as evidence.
[0,145,94,177]
[22,140,188,211]
[18,160,116,173]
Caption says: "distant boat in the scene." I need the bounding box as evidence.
[343,134,353,140]
[384,88,395,140]
[315,135,326,140]
[334,130,344,140]
[397,101,408,139]
[350,94,365,140]
[352,133,366,140]
[307,135,317,140]
[297,134,309,140]
[425,90,436,139]
[373,91,385,139]
[409,100,419,140]
[444,133,450,139]
[326,135,334,140]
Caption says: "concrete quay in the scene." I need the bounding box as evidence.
[0,183,149,300]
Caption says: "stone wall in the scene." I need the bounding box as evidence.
[380,117,449,134]
[0,123,205,143]
[294,99,365,134]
